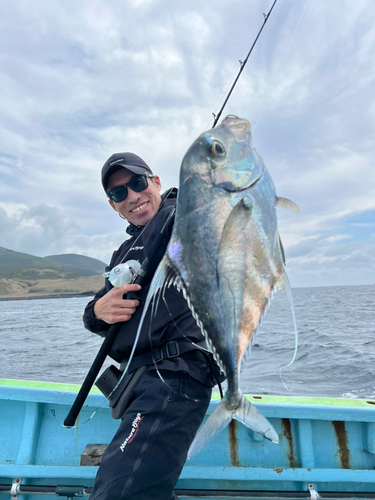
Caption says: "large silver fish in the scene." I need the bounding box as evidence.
[136,115,299,456]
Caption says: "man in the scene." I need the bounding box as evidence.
[83,152,214,500]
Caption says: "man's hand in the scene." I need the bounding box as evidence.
[94,284,141,324]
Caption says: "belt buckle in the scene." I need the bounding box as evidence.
[165,341,179,358]
[153,346,163,363]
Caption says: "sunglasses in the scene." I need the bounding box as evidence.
[107,174,154,203]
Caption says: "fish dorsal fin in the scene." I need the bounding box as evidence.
[275,196,299,213]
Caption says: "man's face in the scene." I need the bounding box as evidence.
[107,168,162,226]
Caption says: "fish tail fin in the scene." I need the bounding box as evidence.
[188,396,278,458]
[234,394,278,443]
[188,399,232,458]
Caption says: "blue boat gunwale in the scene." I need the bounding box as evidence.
[1,378,375,422]
[1,378,375,495]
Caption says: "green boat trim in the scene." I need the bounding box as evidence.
[1,377,374,408]
[0,378,101,394]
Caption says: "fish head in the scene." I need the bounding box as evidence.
[180,115,263,194]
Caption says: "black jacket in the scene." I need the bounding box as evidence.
[83,189,212,385]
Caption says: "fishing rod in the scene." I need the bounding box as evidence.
[63,274,146,428]
[212,0,278,127]
[64,3,278,427]
[63,206,175,429]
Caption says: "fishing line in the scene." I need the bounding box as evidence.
[51,398,108,428]
[252,0,313,133]
[205,65,241,131]
[212,0,278,128]
[118,187,175,266]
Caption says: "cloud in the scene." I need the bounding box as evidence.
[0,0,374,287]
[284,233,375,288]
[0,203,127,263]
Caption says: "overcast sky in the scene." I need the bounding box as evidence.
[0,0,374,288]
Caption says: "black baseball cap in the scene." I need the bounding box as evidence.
[101,152,153,191]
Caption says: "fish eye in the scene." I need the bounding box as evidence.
[211,141,226,157]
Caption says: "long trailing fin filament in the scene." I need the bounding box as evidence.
[279,271,298,392]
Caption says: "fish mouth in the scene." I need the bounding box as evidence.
[221,115,251,142]
[208,114,261,192]
[221,174,260,193]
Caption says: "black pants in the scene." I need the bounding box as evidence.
[89,368,212,500]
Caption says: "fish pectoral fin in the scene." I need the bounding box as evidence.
[234,394,279,443]
[275,196,299,213]
[187,399,232,458]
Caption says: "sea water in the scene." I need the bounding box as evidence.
[0,284,374,399]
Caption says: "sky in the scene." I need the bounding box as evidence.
[0,0,374,288]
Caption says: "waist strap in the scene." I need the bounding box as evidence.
[120,339,207,373]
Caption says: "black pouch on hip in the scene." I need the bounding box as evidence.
[96,364,147,420]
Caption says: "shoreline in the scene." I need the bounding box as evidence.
[0,292,95,302]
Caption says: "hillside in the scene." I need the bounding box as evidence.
[0,275,104,299]
[0,247,107,299]
[43,253,107,277]
[0,247,106,280]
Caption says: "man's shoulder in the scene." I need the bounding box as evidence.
[151,190,177,231]
[160,187,177,207]
[158,188,177,216]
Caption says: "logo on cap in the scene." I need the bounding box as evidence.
[109,158,125,166]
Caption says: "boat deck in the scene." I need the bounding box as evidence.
[1,379,375,499]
